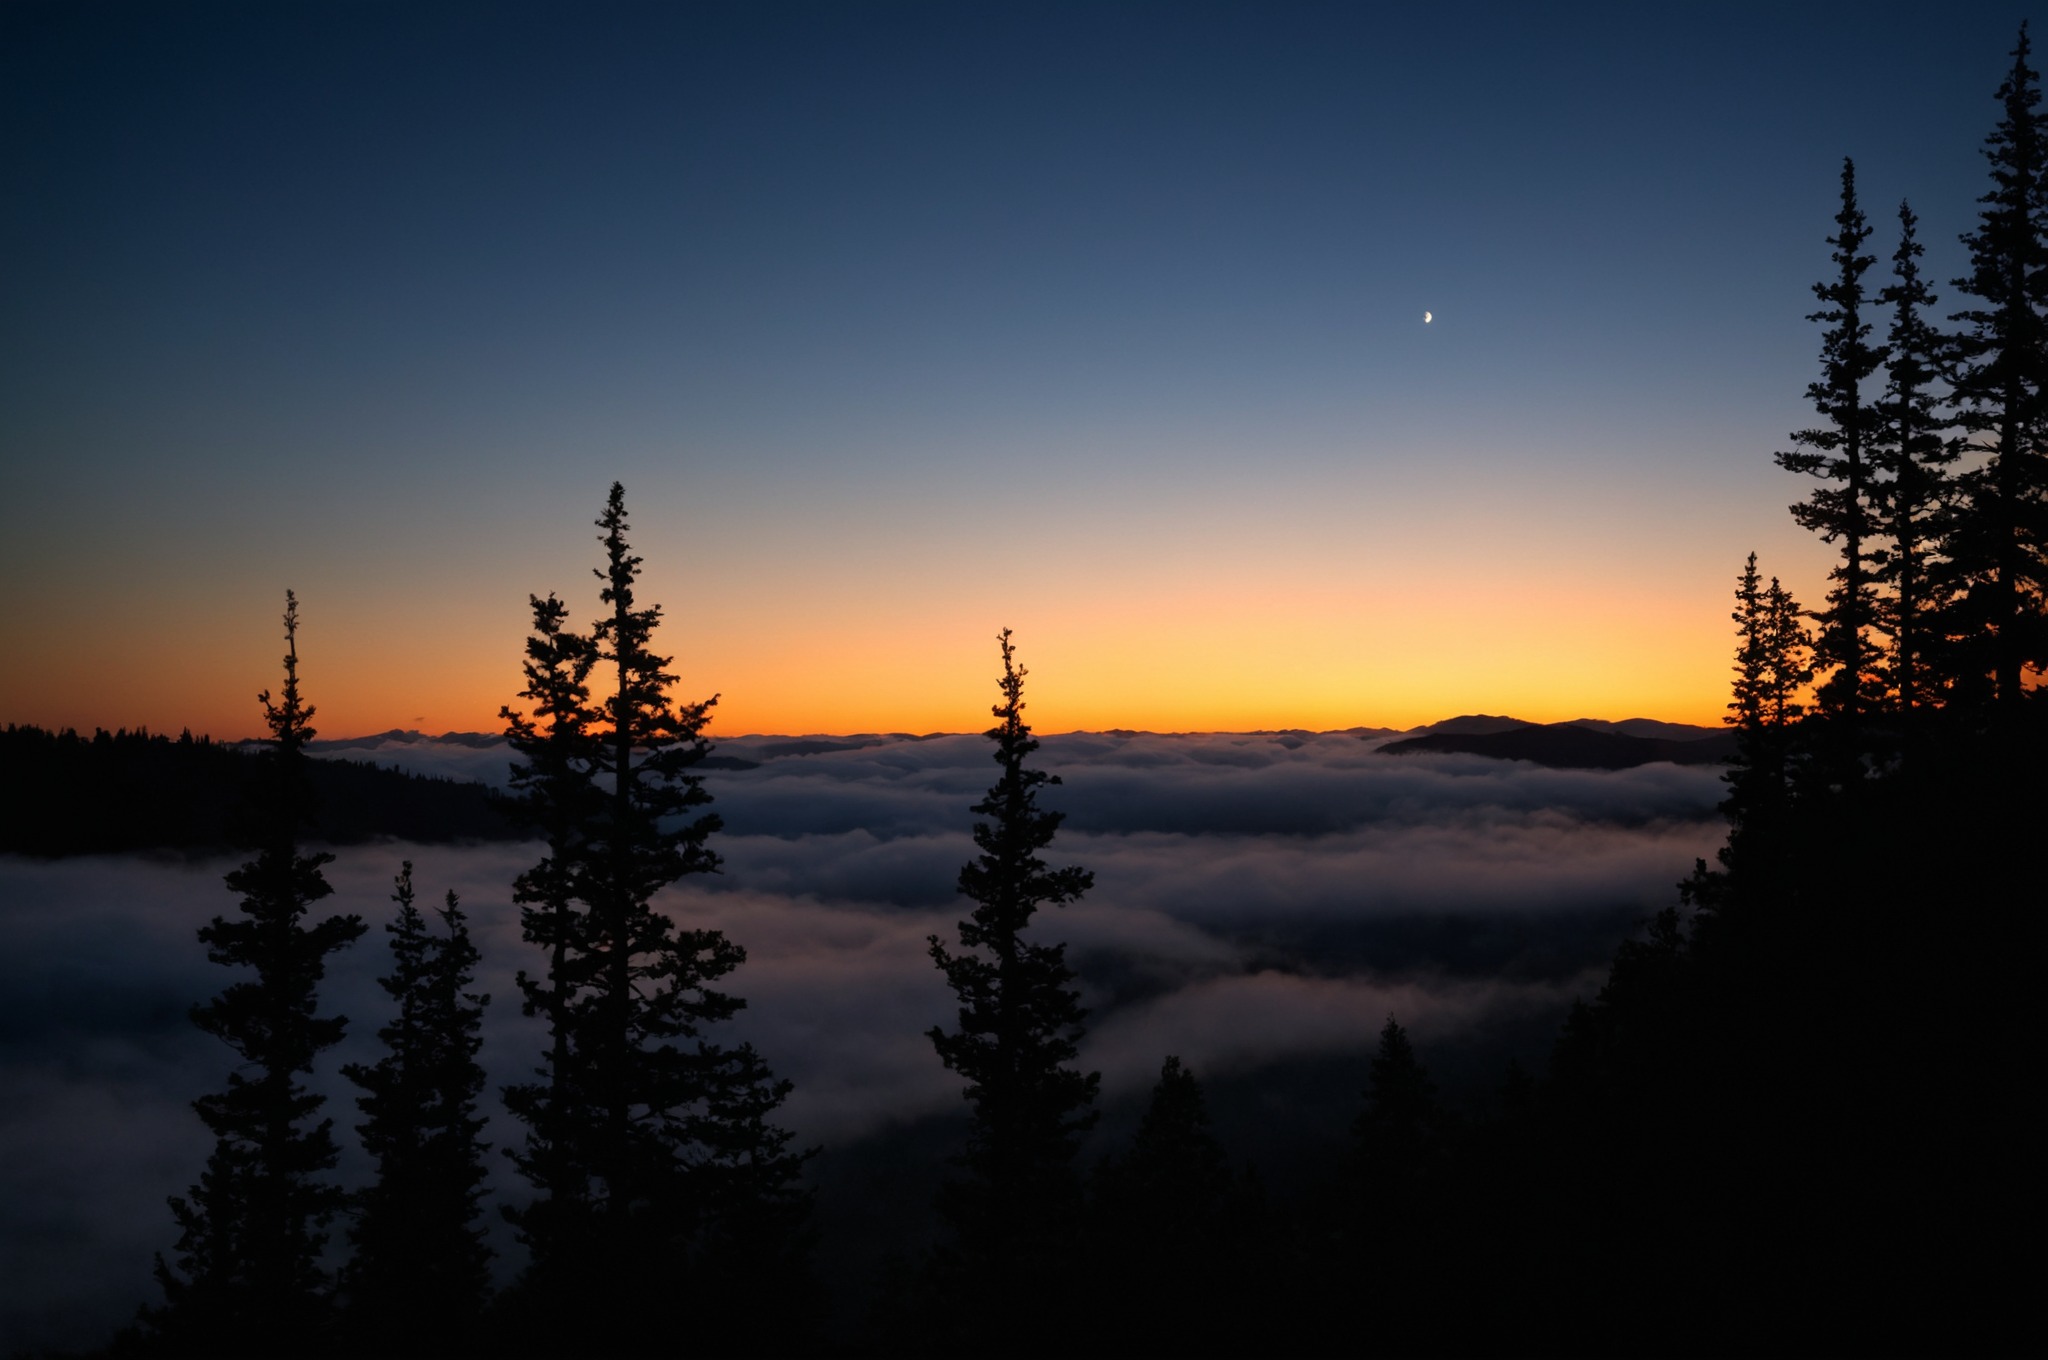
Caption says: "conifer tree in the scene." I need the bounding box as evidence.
[689,1042,821,1354]
[1947,22,2048,711]
[578,481,747,1269]
[341,863,491,1352]
[1353,1016,1444,1183]
[150,592,366,1356]
[1872,201,1958,712]
[1778,158,1886,727]
[498,592,602,1270]
[1091,1056,1231,1248]
[1344,1016,1451,1354]
[499,484,806,1346]
[1685,557,1810,943]
[927,630,1098,1304]
[1722,555,1812,832]
[1087,1057,1238,1353]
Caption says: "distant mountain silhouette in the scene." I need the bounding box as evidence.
[1559,717,1724,742]
[1408,714,1535,737]
[294,728,507,752]
[1379,721,1736,769]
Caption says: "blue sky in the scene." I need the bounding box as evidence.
[1,2,2032,735]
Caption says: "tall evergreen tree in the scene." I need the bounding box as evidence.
[1343,1017,1451,1354]
[1948,22,2048,711]
[498,592,602,1273]
[1720,555,1811,849]
[1684,557,1810,949]
[1353,1016,1444,1186]
[341,863,492,1353]
[579,481,744,1274]
[1872,201,1958,713]
[1778,158,1887,727]
[688,1041,821,1355]
[1091,1056,1232,1251]
[927,629,1098,1323]
[149,592,366,1356]
[1727,553,1812,735]
[1087,1057,1240,1354]
[498,484,806,1347]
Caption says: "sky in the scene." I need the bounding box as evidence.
[0,732,1728,1350]
[1,1,2032,737]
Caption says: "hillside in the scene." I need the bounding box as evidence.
[0,725,520,857]
[1379,721,1736,769]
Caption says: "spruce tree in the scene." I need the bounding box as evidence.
[1353,1016,1444,1185]
[1778,158,1887,728]
[498,591,602,1273]
[580,481,744,1275]
[149,592,366,1356]
[1090,1056,1231,1260]
[927,629,1098,1323]
[1947,22,2048,711]
[341,862,491,1352]
[1721,556,1811,849]
[1728,554,1812,738]
[499,484,806,1347]
[1684,558,1810,952]
[1872,201,1958,713]
[689,1042,821,1354]
[1087,1057,1238,1354]
[1345,1017,1450,1355]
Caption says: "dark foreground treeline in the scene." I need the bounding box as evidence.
[61,24,2048,1360]
[0,724,518,855]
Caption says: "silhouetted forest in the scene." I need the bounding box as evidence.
[0,725,518,856]
[50,24,2045,1359]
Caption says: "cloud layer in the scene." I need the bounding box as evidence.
[0,731,1728,1351]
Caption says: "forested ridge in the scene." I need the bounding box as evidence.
[24,23,2044,1360]
[0,725,519,856]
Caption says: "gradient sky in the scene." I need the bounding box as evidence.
[1,1,2028,737]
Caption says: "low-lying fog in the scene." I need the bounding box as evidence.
[0,729,1729,1351]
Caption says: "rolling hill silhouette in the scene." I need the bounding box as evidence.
[1380,720,1735,769]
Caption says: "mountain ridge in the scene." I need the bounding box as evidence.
[1379,721,1735,770]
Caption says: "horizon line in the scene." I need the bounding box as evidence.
[17,712,1730,745]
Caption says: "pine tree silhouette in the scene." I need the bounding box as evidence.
[926,629,1098,1343]
[497,484,808,1350]
[1353,1016,1444,1187]
[1092,1056,1232,1246]
[1947,22,2048,712]
[1086,1056,1245,1351]
[341,862,492,1353]
[148,592,366,1357]
[1344,1017,1451,1355]
[498,591,603,1278]
[1778,158,1887,729]
[1872,201,1959,714]
[1710,554,1812,904]
[688,1042,821,1355]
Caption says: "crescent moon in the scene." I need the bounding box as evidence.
[1424,311,1433,323]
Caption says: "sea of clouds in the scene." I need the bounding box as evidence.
[0,729,1730,1351]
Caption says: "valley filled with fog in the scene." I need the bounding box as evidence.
[0,729,1729,1351]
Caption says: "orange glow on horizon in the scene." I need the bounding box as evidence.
[2,576,1736,741]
